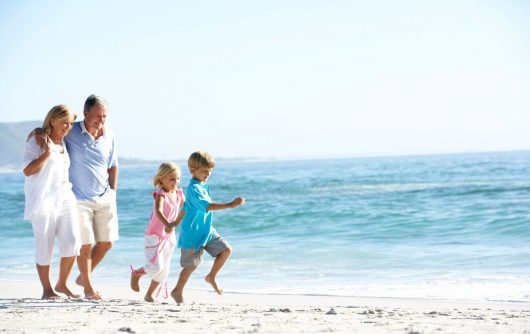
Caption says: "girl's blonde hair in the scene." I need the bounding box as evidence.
[153,162,181,188]
[42,105,77,135]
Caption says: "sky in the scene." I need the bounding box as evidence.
[1,0,529,160]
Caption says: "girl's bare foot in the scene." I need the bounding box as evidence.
[130,268,146,292]
[144,295,155,302]
[55,284,81,298]
[170,289,184,305]
[204,274,223,295]
[42,289,61,300]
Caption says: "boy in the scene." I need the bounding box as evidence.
[168,151,245,305]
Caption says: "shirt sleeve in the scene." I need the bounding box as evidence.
[185,184,211,212]
[108,136,118,168]
[22,136,43,170]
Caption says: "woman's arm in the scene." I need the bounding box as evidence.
[23,136,51,176]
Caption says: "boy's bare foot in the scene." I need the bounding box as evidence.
[42,290,61,300]
[170,289,184,305]
[75,275,84,287]
[144,295,155,302]
[205,274,223,295]
[55,284,81,299]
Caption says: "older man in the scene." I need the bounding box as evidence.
[65,94,119,300]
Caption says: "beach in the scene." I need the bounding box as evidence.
[1,280,529,333]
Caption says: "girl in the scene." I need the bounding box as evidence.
[130,162,185,302]
[23,105,82,299]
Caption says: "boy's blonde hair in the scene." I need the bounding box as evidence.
[42,105,77,135]
[153,162,181,188]
[188,151,216,171]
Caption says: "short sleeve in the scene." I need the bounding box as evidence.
[108,136,118,169]
[22,135,43,170]
[185,184,211,212]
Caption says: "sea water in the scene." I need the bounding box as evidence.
[1,151,529,302]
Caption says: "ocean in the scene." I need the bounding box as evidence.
[1,151,529,302]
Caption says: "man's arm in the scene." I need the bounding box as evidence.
[108,166,119,190]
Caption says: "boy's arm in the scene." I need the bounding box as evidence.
[207,197,245,211]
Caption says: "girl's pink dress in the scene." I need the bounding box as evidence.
[143,188,184,283]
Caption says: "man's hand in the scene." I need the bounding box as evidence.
[32,128,48,149]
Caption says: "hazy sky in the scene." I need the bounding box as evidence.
[1,0,529,160]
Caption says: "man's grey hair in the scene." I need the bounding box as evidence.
[84,94,107,113]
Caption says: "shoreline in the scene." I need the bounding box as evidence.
[1,280,529,333]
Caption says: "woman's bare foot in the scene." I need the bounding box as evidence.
[144,295,155,302]
[170,289,184,305]
[42,289,61,300]
[84,290,102,300]
[75,275,84,287]
[55,284,81,299]
[204,274,223,295]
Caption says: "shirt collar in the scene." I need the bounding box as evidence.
[80,120,106,138]
[190,178,206,186]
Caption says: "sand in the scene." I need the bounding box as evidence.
[1,279,529,333]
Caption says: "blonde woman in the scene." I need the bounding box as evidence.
[23,105,82,300]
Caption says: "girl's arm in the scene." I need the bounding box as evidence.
[154,194,172,228]
[207,196,245,211]
[23,136,51,176]
[165,208,185,233]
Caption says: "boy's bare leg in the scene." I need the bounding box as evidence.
[205,248,232,295]
[55,256,79,298]
[76,242,112,286]
[77,244,101,300]
[171,268,195,305]
[36,264,60,299]
[144,280,160,302]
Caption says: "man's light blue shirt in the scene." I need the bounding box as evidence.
[178,178,215,250]
[65,121,118,201]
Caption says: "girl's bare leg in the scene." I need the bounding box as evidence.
[144,280,160,302]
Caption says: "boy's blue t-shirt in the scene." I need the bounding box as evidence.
[178,178,215,250]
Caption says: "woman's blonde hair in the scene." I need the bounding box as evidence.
[42,105,77,135]
[153,162,181,188]
[188,151,216,171]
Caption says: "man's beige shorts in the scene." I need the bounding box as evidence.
[77,189,119,245]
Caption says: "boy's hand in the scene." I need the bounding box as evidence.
[231,197,246,208]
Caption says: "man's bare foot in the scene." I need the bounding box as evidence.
[75,275,84,288]
[42,290,61,300]
[170,289,184,305]
[84,290,102,300]
[55,284,81,299]
[144,295,155,302]
[205,274,223,295]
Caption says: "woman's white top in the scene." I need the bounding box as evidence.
[23,135,76,221]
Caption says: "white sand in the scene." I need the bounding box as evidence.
[1,279,529,333]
